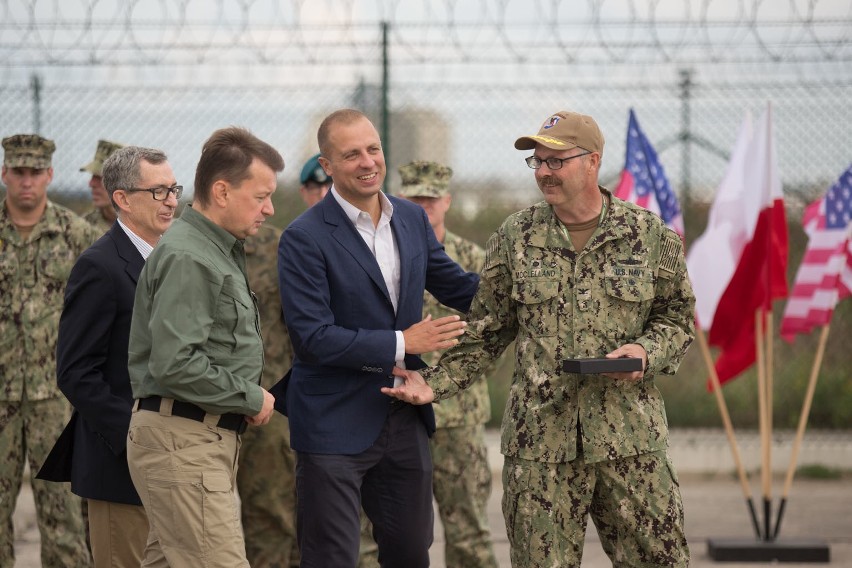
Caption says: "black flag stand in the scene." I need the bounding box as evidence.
[707,314,830,563]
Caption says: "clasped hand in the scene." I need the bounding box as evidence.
[381,367,435,404]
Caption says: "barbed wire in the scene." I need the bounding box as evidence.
[0,0,849,70]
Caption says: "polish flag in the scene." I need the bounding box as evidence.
[686,105,788,385]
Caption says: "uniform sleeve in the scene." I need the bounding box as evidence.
[424,228,518,399]
[634,230,696,377]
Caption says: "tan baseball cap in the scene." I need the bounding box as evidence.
[80,139,125,176]
[2,134,56,169]
[514,111,604,156]
[397,161,453,198]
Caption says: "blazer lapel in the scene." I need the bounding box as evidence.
[110,224,145,283]
[323,197,393,306]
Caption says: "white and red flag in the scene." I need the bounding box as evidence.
[686,105,788,386]
[780,165,852,340]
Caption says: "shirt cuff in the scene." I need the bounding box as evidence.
[394,330,406,363]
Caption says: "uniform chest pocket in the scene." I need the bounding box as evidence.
[605,276,656,303]
[211,282,255,352]
[604,276,655,341]
[38,249,74,282]
[511,279,560,337]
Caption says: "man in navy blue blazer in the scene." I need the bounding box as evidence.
[276,109,480,567]
[38,146,179,567]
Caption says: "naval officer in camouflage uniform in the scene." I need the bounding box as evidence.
[396,161,498,568]
[1,134,97,567]
[81,139,125,233]
[384,111,694,567]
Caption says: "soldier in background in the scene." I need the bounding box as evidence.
[80,139,125,233]
[0,134,97,567]
[239,221,298,567]
[397,161,499,568]
[385,111,694,567]
[298,152,331,207]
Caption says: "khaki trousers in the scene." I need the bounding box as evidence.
[87,498,148,568]
[127,406,247,568]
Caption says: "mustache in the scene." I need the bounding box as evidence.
[538,175,560,186]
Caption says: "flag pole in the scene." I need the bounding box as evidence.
[696,324,761,538]
[755,309,772,541]
[765,309,775,540]
[773,323,831,539]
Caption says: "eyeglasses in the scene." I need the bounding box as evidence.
[124,184,183,201]
[525,151,591,170]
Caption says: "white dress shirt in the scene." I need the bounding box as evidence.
[331,188,407,376]
[117,218,155,260]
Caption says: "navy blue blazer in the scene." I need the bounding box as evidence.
[37,223,143,506]
[276,192,479,455]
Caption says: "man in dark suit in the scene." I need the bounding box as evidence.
[38,146,178,567]
[276,109,479,568]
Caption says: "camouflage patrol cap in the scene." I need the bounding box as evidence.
[2,134,56,169]
[397,160,453,198]
[514,111,604,156]
[80,139,125,176]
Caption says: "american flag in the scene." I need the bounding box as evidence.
[614,109,684,236]
[780,164,852,340]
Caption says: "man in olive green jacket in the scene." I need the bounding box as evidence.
[127,127,281,568]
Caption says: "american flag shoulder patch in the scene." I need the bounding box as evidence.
[484,233,501,270]
[659,234,681,279]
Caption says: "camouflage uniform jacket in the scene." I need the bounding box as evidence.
[83,207,113,234]
[245,224,294,389]
[424,189,695,464]
[422,230,490,428]
[0,200,99,401]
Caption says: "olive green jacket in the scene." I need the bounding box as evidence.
[128,205,264,416]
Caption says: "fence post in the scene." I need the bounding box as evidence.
[381,21,390,173]
[30,73,42,134]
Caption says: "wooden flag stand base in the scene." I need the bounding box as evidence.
[707,538,830,563]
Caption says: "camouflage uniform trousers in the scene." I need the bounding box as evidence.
[0,396,91,568]
[502,449,689,568]
[237,411,299,568]
[430,424,499,568]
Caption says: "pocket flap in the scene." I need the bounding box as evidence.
[202,471,231,492]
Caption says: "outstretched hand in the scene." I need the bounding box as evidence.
[402,314,467,355]
[380,367,435,405]
[603,343,646,382]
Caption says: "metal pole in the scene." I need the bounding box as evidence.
[679,69,692,212]
[30,73,42,134]
[381,21,390,172]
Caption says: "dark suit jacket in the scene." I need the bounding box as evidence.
[276,192,479,455]
[37,223,143,505]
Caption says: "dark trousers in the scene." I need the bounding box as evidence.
[295,403,433,568]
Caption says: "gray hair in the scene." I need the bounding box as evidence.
[102,146,168,209]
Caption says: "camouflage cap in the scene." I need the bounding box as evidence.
[2,134,56,169]
[514,111,604,157]
[80,139,125,176]
[397,160,453,198]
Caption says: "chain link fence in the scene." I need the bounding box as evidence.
[3,76,849,209]
[1,0,850,428]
